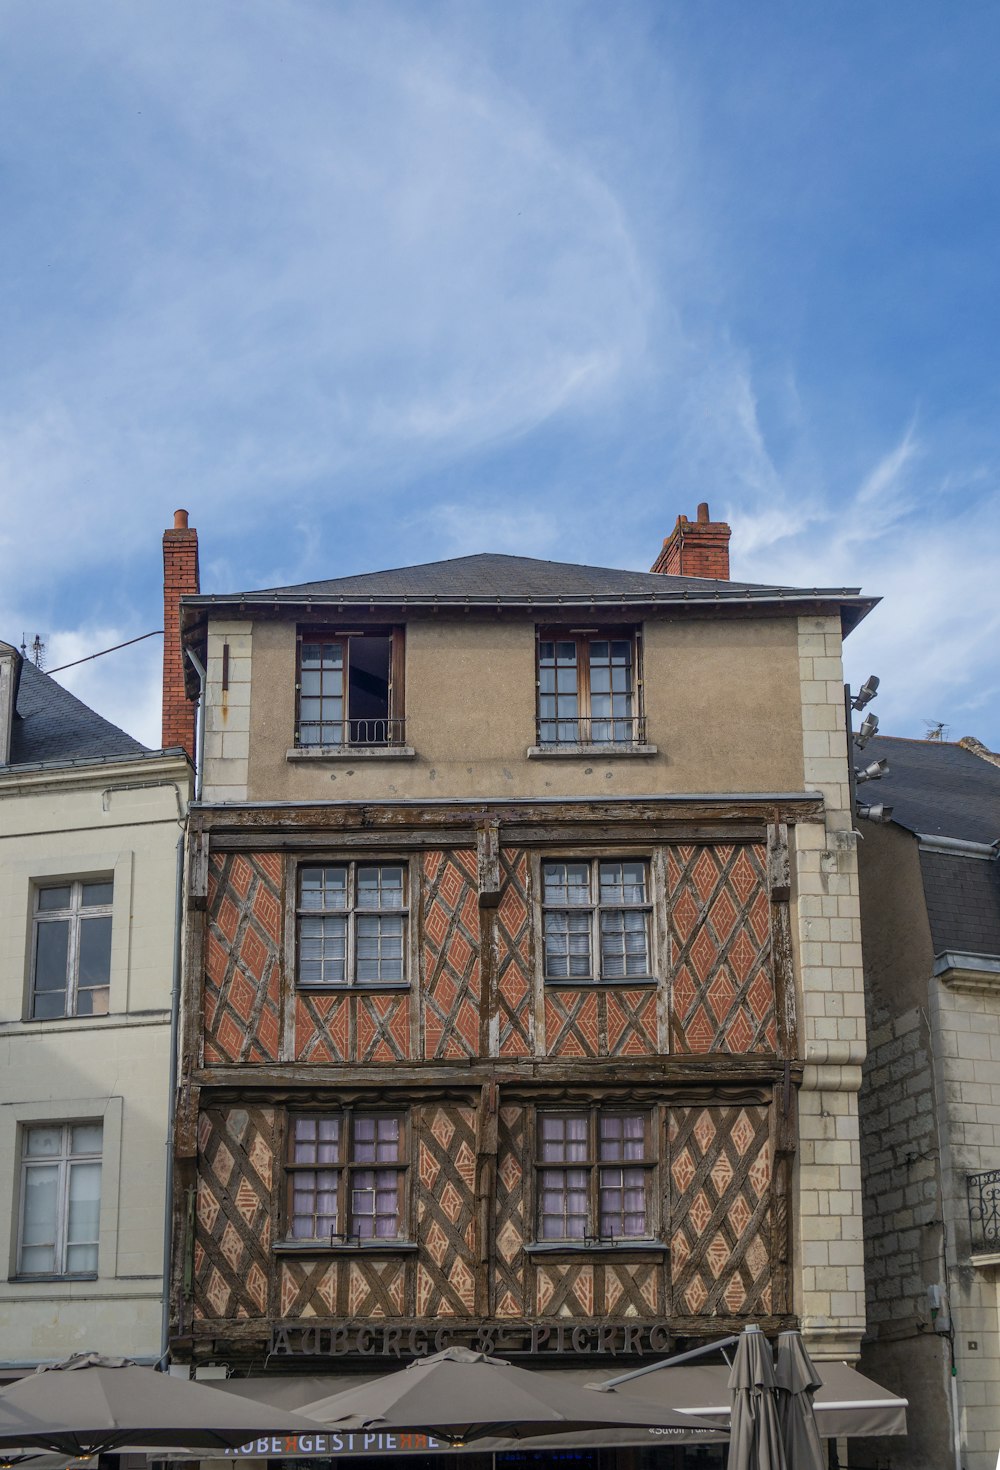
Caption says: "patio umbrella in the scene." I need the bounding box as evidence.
[774,1331,824,1470]
[299,1346,727,1446]
[0,1353,330,1460]
[727,1326,787,1470]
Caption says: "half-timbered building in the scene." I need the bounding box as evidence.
[166,505,876,1401]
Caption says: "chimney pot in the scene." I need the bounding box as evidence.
[650,503,731,580]
[174,509,189,530]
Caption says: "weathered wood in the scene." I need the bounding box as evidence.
[477,820,502,907]
[187,827,210,910]
[766,822,791,902]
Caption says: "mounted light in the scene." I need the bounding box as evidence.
[856,758,889,783]
[855,713,879,748]
[857,802,893,824]
[852,674,880,711]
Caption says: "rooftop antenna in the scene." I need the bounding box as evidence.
[923,720,949,742]
[21,633,46,669]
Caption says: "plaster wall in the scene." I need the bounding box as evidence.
[222,614,806,803]
[0,761,188,1364]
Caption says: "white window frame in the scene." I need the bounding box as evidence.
[30,878,114,1020]
[295,861,410,989]
[17,1121,103,1279]
[540,857,654,984]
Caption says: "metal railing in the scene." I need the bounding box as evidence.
[536,715,647,747]
[968,1168,1000,1254]
[298,718,407,749]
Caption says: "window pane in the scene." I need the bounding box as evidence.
[601,909,650,978]
[67,1161,102,1245]
[299,914,347,985]
[543,911,592,980]
[22,1164,58,1242]
[357,866,404,910]
[539,1115,588,1163]
[599,862,647,905]
[81,882,113,908]
[543,863,591,906]
[356,914,403,982]
[300,867,348,911]
[37,886,72,912]
[25,1128,62,1158]
[65,1242,99,1273]
[71,1124,103,1155]
[79,916,112,986]
[34,922,69,1007]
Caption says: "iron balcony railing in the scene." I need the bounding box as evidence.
[536,714,648,748]
[968,1168,1000,1254]
[297,717,407,749]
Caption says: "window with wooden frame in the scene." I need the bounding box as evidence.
[536,629,642,746]
[541,858,652,983]
[296,627,405,747]
[31,879,113,1020]
[287,1113,406,1242]
[536,1109,654,1242]
[297,862,408,987]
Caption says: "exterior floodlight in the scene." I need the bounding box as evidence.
[852,674,880,711]
[856,758,889,783]
[857,802,893,824]
[854,713,879,748]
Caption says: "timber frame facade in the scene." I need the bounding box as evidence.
[167,529,877,1371]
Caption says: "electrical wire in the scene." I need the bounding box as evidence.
[46,629,163,673]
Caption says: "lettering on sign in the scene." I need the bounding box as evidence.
[232,1434,445,1458]
[269,1322,672,1360]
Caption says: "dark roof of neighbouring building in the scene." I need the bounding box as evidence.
[8,656,148,767]
[182,552,876,627]
[920,848,1000,957]
[866,735,1000,845]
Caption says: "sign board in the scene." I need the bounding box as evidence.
[270,1322,673,1361]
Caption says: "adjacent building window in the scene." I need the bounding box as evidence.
[541,859,651,982]
[297,629,404,747]
[537,630,641,745]
[537,1110,653,1242]
[297,863,407,986]
[31,880,113,1019]
[18,1123,102,1276]
[288,1114,406,1241]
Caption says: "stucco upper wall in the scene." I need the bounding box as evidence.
[241,613,806,802]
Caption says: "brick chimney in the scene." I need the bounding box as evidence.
[651,501,731,580]
[162,509,199,758]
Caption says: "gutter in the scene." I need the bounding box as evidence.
[917,833,1000,859]
[160,832,185,1367]
[192,790,826,812]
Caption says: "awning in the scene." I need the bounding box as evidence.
[598,1361,907,1439]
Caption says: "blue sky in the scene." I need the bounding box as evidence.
[2,1,998,750]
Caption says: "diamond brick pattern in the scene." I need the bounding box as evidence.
[667,844,777,1054]
[415,1104,478,1316]
[295,992,410,1062]
[544,986,659,1057]
[205,853,283,1063]
[421,850,481,1059]
[535,1262,659,1317]
[495,849,533,1057]
[668,1104,775,1318]
[544,990,600,1056]
[194,1107,276,1320]
[495,1106,527,1317]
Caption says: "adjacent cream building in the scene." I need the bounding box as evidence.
[0,640,191,1368]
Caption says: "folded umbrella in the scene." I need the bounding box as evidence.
[0,1353,329,1460]
[775,1330,824,1470]
[728,1326,788,1470]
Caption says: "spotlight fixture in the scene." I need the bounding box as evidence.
[856,758,889,783]
[857,802,893,824]
[851,674,880,711]
[854,713,879,748]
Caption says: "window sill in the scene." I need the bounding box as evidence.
[287,746,416,762]
[969,1251,1000,1268]
[525,1241,668,1258]
[544,977,658,989]
[273,1240,419,1256]
[527,744,658,760]
[296,982,410,993]
[13,1272,98,1283]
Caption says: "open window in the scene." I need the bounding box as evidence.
[296,628,405,748]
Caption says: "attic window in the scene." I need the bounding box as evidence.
[296,629,405,748]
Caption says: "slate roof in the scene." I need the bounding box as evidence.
[920,848,1000,958]
[865,735,1000,845]
[184,552,874,620]
[8,656,148,767]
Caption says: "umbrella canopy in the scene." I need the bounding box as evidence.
[0,1354,330,1459]
[727,1326,788,1470]
[299,1347,726,1446]
[775,1331,824,1470]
